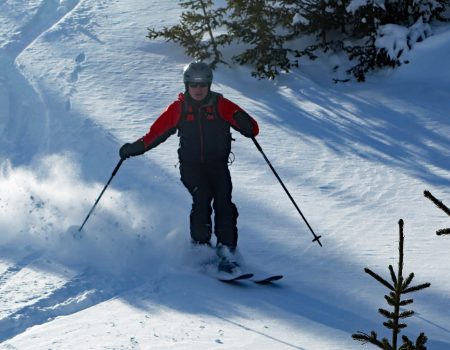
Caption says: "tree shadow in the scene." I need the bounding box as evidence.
[216,67,450,186]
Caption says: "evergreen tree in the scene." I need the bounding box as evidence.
[424,190,450,236]
[285,0,350,67]
[147,0,229,68]
[225,0,295,79]
[341,0,448,81]
[404,0,449,24]
[146,0,450,81]
[352,219,431,349]
[342,0,394,81]
[289,0,350,46]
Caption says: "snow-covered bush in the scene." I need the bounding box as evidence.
[338,1,440,81]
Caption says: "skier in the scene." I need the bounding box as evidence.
[119,61,259,273]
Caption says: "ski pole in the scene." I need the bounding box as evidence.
[78,158,124,232]
[251,137,323,247]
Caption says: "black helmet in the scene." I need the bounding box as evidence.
[183,61,213,84]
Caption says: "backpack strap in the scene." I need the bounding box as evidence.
[180,96,189,120]
[211,92,223,120]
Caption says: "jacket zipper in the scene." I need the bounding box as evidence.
[198,107,204,162]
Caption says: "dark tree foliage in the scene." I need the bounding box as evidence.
[340,0,447,81]
[403,0,450,24]
[288,0,350,44]
[424,190,450,236]
[352,220,431,349]
[225,0,296,79]
[343,42,400,82]
[286,0,350,69]
[146,0,450,81]
[147,0,229,68]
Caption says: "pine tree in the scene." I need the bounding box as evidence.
[424,190,450,236]
[343,0,393,81]
[289,0,349,45]
[341,0,449,81]
[147,0,229,68]
[225,0,295,79]
[352,219,431,349]
[405,0,449,24]
[146,1,450,81]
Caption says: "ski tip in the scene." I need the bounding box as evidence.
[253,275,284,284]
[218,273,254,283]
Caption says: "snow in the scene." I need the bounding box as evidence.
[375,18,433,65]
[1,1,450,349]
[346,0,387,14]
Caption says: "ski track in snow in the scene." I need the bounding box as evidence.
[0,252,43,290]
[0,265,144,343]
[0,0,138,343]
[0,0,82,158]
[0,0,450,349]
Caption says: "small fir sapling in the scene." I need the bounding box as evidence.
[424,190,450,236]
[352,219,431,349]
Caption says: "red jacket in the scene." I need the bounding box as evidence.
[140,92,259,163]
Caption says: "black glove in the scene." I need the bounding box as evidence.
[119,139,146,159]
[233,111,254,138]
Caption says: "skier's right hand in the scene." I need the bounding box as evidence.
[119,139,146,159]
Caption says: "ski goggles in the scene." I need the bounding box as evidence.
[188,82,208,88]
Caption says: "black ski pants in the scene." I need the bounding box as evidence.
[180,161,238,248]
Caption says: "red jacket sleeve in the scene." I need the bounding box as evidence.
[217,96,259,137]
[140,96,182,150]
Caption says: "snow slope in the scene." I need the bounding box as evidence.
[1,1,449,349]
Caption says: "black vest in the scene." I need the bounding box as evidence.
[178,92,232,163]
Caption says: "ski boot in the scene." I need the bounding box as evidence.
[216,244,240,274]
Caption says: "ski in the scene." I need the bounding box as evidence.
[252,275,284,284]
[217,274,283,284]
[218,273,254,283]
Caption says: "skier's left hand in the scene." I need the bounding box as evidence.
[233,111,254,138]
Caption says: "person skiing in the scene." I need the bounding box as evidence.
[119,61,259,273]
